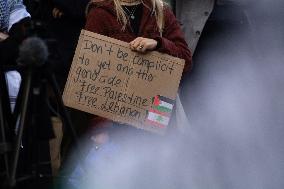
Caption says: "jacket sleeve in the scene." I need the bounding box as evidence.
[85,5,109,35]
[155,7,192,74]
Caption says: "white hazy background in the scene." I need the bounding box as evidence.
[63,1,284,189]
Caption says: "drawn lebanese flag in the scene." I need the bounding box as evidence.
[146,96,174,128]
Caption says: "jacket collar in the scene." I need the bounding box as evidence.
[95,0,154,15]
[90,0,155,35]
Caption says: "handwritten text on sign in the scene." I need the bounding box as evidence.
[63,30,184,134]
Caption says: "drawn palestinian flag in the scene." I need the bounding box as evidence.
[146,95,174,128]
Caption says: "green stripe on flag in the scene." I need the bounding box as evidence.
[152,105,172,113]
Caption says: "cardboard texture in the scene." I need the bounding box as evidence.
[63,30,185,134]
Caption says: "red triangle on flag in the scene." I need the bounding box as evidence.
[153,95,160,106]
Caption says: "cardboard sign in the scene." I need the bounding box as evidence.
[63,30,185,134]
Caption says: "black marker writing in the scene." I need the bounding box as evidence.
[83,39,103,54]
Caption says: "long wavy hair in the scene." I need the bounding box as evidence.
[113,0,165,35]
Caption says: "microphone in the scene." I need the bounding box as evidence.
[17,36,49,67]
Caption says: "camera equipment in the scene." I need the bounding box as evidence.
[0,35,81,189]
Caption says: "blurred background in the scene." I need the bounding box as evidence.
[1,0,284,189]
[63,1,284,189]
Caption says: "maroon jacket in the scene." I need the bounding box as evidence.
[85,0,192,73]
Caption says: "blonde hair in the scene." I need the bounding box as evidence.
[114,0,165,35]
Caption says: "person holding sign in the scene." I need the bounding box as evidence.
[85,0,191,69]
[84,0,192,138]
[64,1,192,187]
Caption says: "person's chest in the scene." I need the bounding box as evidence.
[101,9,160,42]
